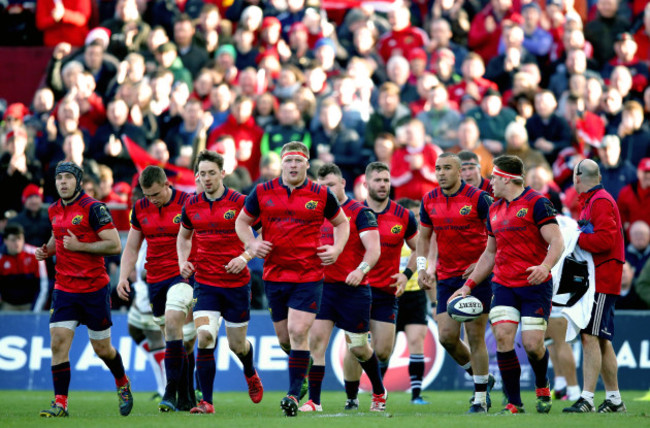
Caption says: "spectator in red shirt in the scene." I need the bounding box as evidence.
[617,158,650,236]
[36,0,91,47]
[448,53,498,105]
[376,4,429,64]
[633,4,650,64]
[468,0,523,63]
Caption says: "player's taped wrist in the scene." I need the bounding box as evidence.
[416,256,427,272]
[238,251,252,263]
[403,268,414,280]
[464,278,477,289]
[357,261,371,274]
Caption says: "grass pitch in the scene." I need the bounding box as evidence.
[2,390,648,428]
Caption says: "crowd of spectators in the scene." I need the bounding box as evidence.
[1,0,650,311]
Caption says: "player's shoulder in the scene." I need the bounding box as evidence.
[226,188,246,204]
[186,193,202,206]
[424,187,441,202]
[78,193,101,209]
[135,196,152,212]
[389,199,409,220]
[259,178,280,192]
[175,189,193,205]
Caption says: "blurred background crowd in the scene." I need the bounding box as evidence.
[1,0,650,312]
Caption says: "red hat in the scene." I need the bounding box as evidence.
[261,16,281,30]
[85,27,111,49]
[5,103,29,121]
[22,184,43,204]
[407,48,428,62]
[638,158,650,172]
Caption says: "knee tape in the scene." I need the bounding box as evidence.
[152,315,165,326]
[88,327,111,340]
[194,310,221,348]
[183,321,197,341]
[50,320,79,331]
[521,316,547,331]
[345,331,369,350]
[165,282,194,315]
[489,305,521,325]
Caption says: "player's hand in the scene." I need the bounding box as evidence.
[418,269,436,290]
[317,245,340,266]
[116,279,131,301]
[448,285,470,302]
[225,256,247,274]
[63,230,82,251]
[345,269,365,286]
[35,244,49,261]
[389,272,408,297]
[248,239,273,258]
[462,263,476,279]
[180,261,196,279]
[526,264,550,285]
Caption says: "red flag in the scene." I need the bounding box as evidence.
[122,135,196,193]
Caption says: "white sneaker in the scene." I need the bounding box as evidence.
[299,400,323,412]
[370,390,387,412]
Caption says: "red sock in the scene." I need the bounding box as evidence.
[55,394,68,410]
[115,375,129,388]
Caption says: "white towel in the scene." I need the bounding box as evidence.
[551,216,595,342]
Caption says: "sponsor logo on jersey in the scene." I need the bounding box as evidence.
[459,205,472,216]
[173,214,182,224]
[516,208,528,218]
[391,224,403,234]
[305,200,318,210]
[224,209,236,220]
[71,215,83,225]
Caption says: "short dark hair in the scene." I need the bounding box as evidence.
[317,163,342,179]
[493,155,525,184]
[457,150,480,164]
[139,165,167,189]
[365,161,390,177]
[281,141,309,158]
[196,150,224,171]
[4,223,24,239]
[397,198,419,210]
[174,13,193,26]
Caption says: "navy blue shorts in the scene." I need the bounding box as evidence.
[491,279,553,321]
[437,275,492,316]
[582,292,618,340]
[264,280,323,323]
[317,282,371,333]
[370,287,398,324]
[193,281,251,324]
[50,285,113,331]
[396,289,427,332]
[148,275,188,317]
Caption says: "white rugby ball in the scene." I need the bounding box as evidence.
[447,295,483,322]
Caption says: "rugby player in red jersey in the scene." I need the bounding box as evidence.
[450,155,564,414]
[235,142,349,417]
[458,150,494,197]
[298,163,385,413]
[177,150,263,414]
[116,166,196,412]
[342,162,419,411]
[36,162,132,418]
[417,153,494,413]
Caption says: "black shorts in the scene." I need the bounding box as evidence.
[396,289,428,332]
[582,292,618,340]
[50,285,112,331]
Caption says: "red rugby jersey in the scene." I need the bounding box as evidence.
[376,25,429,63]
[48,192,115,293]
[365,199,418,294]
[244,177,342,283]
[181,188,250,288]
[487,187,557,288]
[477,177,494,198]
[420,183,492,280]
[320,198,378,284]
[130,188,192,284]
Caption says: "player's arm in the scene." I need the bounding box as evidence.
[177,224,195,279]
[319,209,350,265]
[236,189,272,258]
[35,234,56,261]
[116,227,145,301]
[449,235,497,301]
[64,227,121,255]
[391,211,420,296]
[526,223,564,285]
[416,225,437,290]
[345,229,380,286]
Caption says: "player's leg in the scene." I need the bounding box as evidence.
[179,315,198,410]
[465,313,491,412]
[404,323,428,403]
[519,281,552,414]
[226,322,263,404]
[595,294,624,413]
[191,309,220,414]
[546,315,579,400]
[343,348,363,407]
[299,319,334,411]
[40,325,75,417]
[143,329,166,398]
[436,278,472,374]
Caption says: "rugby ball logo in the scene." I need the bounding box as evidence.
[224,209,236,220]
[305,200,318,210]
[516,208,528,218]
[71,215,83,225]
[459,205,472,216]
[173,214,182,224]
[391,224,403,234]
[447,295,483,322]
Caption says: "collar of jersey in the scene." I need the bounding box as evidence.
[162,188,177,207]
[441,181,466,198]
[278,176,308,190]
[364,199,392,215]
[579,184,605,205]
[201,187,229,203]
[60,190,85,207]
